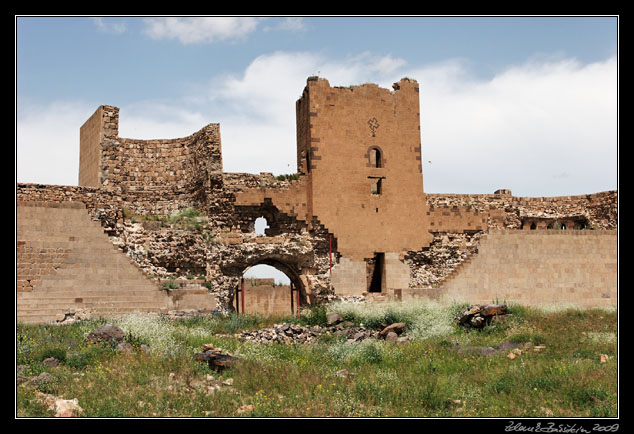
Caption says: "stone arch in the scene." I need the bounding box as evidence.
[216,244,317,314]
[233,256,308,315]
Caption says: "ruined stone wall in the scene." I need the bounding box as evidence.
[405,190,618,289]
[102,125,220,185]
[426,190,617,231]
[240,279,293,316]
[17,184,124,235]
[18,78,618,313]
[228,173,311,233]
[79,106,117,187]
[78,104,223,216]
[17,180,333,313]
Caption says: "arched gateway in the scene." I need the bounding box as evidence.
[235,258,307,316]
[214,241,325,316]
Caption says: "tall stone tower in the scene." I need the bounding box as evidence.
[295,77,432,295]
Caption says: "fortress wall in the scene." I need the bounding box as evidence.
[79,106,116,187]
[17,184,124,232]
[437,230,618,307]
[426,205,490,233]
[232,175,310,225]
[18,78,618,315]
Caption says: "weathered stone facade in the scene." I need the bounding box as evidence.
[17,76,618,321]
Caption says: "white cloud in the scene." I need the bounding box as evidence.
[408,56,617,196]
[142,17,262,44]
[16,101,95,186]
[92,17,127,34]
[263,17,306,32]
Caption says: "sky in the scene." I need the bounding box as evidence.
[15,16,619,283]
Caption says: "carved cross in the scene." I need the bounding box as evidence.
[368,117,379,137]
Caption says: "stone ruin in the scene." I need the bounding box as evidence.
[16,76,618,323]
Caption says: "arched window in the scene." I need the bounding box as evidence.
[371,147,382,168]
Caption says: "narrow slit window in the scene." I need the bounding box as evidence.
[370,177,382,195]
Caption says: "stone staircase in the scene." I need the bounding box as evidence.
[17,201,170,324]
[437,229,618,307]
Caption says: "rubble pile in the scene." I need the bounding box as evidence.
[236,322,380,345]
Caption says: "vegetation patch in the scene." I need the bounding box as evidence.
[16,302,617,418]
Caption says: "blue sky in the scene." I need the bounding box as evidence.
[17,16,618,193]
[16,16,618,282]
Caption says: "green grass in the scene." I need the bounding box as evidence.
[16,302,617,418]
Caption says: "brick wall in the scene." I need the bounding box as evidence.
[426,205,489,233]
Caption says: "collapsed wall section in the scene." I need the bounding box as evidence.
[426,190,617,231]
[405,190,618,290]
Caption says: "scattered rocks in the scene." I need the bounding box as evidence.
[235,318,413,345]
[35,392,83,417]
[56,309,93,324]
[378,322,406,337]
[335,368,355,379]
[507,348,522,359]
[116,342,134,353]
[456,304,511,329]
[194,345,240,372]
[327,313,343,325]
[172,371,237,396]
[237,404,254,414]
[236,321,381,345]
[28,372,55,388]
[42,357,61,367]
[85,324,126,344]
[454,341,523,357]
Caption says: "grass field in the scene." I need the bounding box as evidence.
[15,301,618,418]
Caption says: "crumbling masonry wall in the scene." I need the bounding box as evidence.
[406,190,617,289]
[17,77,618,319]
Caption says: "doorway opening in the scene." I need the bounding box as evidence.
[367,252,385,293]
[235,260,304,317]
